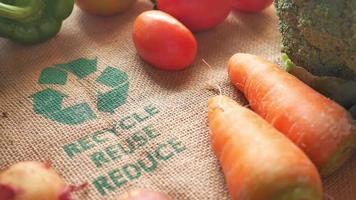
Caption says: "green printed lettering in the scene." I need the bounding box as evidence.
[155,143,174,161]
[118,142,134,155]
[123,164,141,180]
[78,136,95,151]
[130,131,148,147]
[132,112,150,123]
[107,126,120,136]
[63,143,81,158]
[143,125,160,139]
[93,176,115,196]
[144,104,159,116]
[109,169,127,187]
[138,152,158,173]
[91,151,110,168]
[105,145,120,161]
[119,116,136,130]
[92,130,108,144]
[168,138,186,153]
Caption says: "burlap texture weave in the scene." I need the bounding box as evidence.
[0,1,355,199]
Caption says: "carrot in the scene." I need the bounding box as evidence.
[208,95,322,200]
[228,53,356,176]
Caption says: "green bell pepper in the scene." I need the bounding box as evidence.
[0,0,74,44]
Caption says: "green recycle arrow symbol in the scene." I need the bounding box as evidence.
[31,58,129,125]
[30,88,96,125]
[96,66,129,114]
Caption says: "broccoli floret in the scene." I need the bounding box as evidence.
[275,0,356,81]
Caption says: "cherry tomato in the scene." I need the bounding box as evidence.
[133,11,197,71]
[156,0,231,32]
[231,0,273,12]
[76,0,136,16]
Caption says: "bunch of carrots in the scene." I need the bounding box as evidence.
[208,53,355,200]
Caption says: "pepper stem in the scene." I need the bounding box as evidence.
[150,0,158,9]
[0,0,43,22]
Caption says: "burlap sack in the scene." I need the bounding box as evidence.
[0,1,355,199]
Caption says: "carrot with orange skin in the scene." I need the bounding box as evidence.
[208,95,322,200]
[228,53,356,176]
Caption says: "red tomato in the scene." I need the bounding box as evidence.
[156,0,231,32]
[133,11,197,71]
[231,0,273,12]
[76,0,136,16]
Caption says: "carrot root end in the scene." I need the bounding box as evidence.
[320,134,356,177]
[271,184,321,200]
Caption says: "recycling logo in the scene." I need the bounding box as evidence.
[30,58,129,125]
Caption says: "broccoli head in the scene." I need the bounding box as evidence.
[275,0,356,80]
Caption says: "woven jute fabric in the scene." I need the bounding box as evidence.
[0,1,355,199]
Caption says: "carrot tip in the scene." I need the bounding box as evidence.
[321,134,356,177]
[206,82,223,95]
